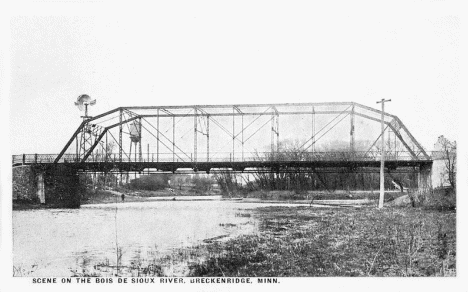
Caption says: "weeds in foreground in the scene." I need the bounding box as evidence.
[66,206,455,277]
[188,207,455,277]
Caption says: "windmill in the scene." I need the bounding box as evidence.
[75,94,96,119]
[75,94,98,161]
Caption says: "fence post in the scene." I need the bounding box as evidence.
[23,154,25,164]
[35,153,38,164]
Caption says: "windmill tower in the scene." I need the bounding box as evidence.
[74,94,96,161]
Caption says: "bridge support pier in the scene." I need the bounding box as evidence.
[417,163,433,194]
[37,173,45,204]
[39,165,81,208]
[13,165,81,208]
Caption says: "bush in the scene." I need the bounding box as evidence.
[191,176,213,194]
[214,171,240,195]
[128,174,169,191]
[423,187,456,211]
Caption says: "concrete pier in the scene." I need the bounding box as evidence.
[37,173,45,204]
[418,163,433,194]
[13,165,81,208]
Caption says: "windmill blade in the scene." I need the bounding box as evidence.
[75,94,96,113]
[74,101,83,111]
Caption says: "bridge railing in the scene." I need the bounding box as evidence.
[13,151,428,166]
[12,154,78,166]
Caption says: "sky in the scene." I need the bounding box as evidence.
[7,1,461,155]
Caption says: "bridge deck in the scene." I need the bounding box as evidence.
[13,159,432,173]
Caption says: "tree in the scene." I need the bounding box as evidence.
[435,136,456,189]
[191,175,213,194]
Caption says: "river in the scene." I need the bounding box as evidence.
[13,197,308,277]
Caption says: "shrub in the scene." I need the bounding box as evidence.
[191,176,213,194]
[128,174,169,191]
[423,187,456,211]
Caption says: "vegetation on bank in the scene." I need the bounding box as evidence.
[187,205,456,277]
[63,198,455,277]
[182,184,455,277]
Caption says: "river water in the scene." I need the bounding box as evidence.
[13,197,306,277]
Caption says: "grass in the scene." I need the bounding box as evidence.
[242,190,404,202]
[188,206,456,277]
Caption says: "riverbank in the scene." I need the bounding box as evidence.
[240,189,404,201]
[183,205,456,277]
[81,190,379,207]
[12,189,399,209]
[81,189,223,205]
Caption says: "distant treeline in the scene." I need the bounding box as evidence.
[78,172,214,194]
[214,170,417,194]
[214,140,419,194]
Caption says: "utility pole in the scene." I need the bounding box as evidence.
[377,98,391,208]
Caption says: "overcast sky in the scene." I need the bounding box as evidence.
[8,1,460,154]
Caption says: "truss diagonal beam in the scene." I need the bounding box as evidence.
[139,121,187,162]
[298,105,352,151]
[393,117,429,159]
[353,112,418,159]
[140,117,191,161]
[81,129,108,162]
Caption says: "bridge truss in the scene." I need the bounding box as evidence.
[13,102,431,174]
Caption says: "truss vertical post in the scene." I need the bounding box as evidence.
[276,112,279,153]
[350,104,355,155]
[139,117,142,162]
[105,131,108,162]
[157,109,160,163]
[194,108,197,163]
[387,127,392,158]
[147,143,150,174]
[232,107,235,161]
[172,115,175,163]
[312,106,316,153]
[119,109,123,163]
[119,109,123,185]
[75,136,79,162]
[271,115,274,155]
[241,114,244,161]
[207,115,210,162]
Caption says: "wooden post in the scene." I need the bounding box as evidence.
[377,99,391,209]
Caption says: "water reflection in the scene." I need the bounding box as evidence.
[13,200,282,277]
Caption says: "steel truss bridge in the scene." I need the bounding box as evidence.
[12,102,432,174]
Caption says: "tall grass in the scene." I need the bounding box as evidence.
[188,206,455,277]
